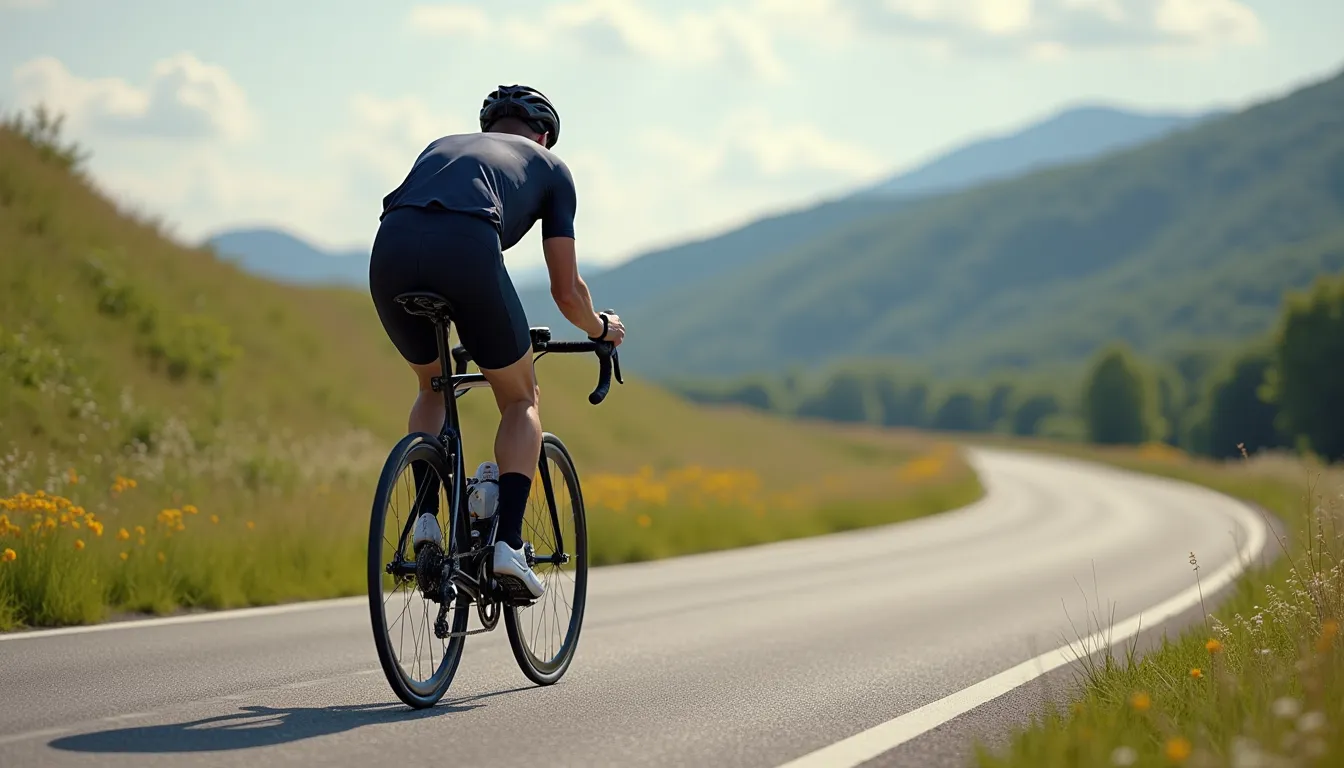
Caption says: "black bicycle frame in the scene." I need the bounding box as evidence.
[426,317,565,565]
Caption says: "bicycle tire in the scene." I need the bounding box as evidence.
[504,432,589,686]
[367,432,470,708]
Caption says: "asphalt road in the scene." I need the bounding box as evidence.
[0,448,1270,768]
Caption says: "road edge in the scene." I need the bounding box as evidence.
[769,448,1274,768]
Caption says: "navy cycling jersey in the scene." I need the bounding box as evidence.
[380,132,577,250]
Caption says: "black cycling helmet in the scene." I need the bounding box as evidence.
[479,84,560,149]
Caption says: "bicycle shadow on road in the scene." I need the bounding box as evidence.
[47,687,532,754]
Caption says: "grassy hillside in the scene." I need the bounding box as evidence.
[0,121,981,629]
[621,67,1344,378]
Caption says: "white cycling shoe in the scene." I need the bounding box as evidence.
[411,512,442,553]
[493,541,545,600]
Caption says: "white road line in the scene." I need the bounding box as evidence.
[773,494,1271,768]
[0,596,366,642]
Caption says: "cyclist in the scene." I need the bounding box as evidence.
[368,84,625,600]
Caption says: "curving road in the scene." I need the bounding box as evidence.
[0,448,1270,768]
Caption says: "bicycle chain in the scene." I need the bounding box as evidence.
[433,599,502,639]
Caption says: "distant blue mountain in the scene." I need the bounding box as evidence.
[208,228,368,286]
[206,227,553,290]
[862,105,1213,198]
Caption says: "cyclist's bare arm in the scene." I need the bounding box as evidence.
[543,236,614,341]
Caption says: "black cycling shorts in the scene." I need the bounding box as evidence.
[369,206,531,370]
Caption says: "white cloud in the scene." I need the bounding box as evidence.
[326,93,474,196]
[407,0,1261,74]
[409,1,788,80]
[12,53,256,142]
[640,108,880,184]
[406,4,488,36]
[838,0,1263,54]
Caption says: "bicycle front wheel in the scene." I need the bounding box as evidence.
[504,433,589,685]
[367,432,470,709]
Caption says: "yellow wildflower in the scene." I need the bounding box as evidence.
[116,528,130,541]
[246,521,255,530]
[182,504,198,515]
[1189,668,1203,679]
[1,547,15,563]
[156,552,166,564]
[636,514,652,528]
[73,539,85,551]
[119,552,128,561]
[134,525,146,536]
[1165,737,1191,763]
[1129,691,1151,712]
[1206,638,1222,654]
[67,468,79,484]
[209,514,219,524]
[89,520,103,537]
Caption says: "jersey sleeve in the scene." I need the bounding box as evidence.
[540,160,577,240]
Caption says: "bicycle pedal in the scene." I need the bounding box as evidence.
[494,575,540,605]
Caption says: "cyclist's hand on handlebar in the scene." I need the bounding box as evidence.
[595,311,626,348]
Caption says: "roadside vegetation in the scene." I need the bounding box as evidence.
[0,112,982,630]
[671,249,1344,468]
[968,440,1341,767]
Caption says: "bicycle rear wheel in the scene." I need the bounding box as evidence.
[367,432,470,708]
[504,433,589,685]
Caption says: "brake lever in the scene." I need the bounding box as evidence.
[599,309,625,385]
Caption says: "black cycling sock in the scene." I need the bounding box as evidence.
[496,472,532,550]
[411,460,440,517]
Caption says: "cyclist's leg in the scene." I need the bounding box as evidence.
[441,245,537,552]
[428,223,546,598]
[478,355,541,550]
[369,208,445,518]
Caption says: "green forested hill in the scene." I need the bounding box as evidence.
[623,68,1344,378]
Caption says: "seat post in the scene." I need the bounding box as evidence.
[431,314,461,443]
[433,315,453,382]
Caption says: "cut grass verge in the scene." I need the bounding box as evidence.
[0,431,982,631]
[971,438,1342,768]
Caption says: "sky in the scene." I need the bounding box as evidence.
[1,0,1342,272]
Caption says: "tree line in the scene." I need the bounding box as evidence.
[671,272,1344,463]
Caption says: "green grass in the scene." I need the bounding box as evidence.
[0,123,983,630]
[969,438,1342,767]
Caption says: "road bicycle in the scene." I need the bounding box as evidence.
[367,291,622,709]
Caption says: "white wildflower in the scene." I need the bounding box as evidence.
[1297,711,1326,733]
[1272,697,1302,719]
